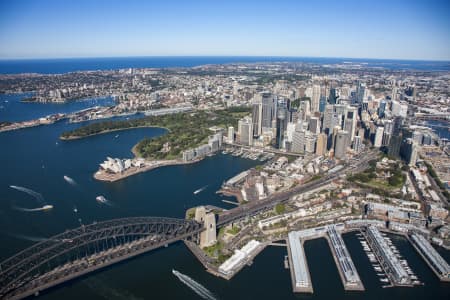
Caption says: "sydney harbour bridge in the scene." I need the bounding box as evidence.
[0,217,203,300]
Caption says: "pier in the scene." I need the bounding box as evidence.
[286,225,364,293]
[287,231,313,293]
[326,225,364,291]
[362,226,412,286]
[409,233,450,282]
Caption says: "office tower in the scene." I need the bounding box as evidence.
[305,133,317,153]
[391,85,397,101]
[275,106,287,149]
[291,128,306,154]
[227,126,235,143]
[322,105,334,134]
[309,116,320,134]
[378,100,386,118]
[374,126,384,148]
[319,95,327,113]
[251,96,262,137]
[391,100,408,118]
[344,106,357,141]
[361,101,369,112]
[409,143,418,167]
[353,135,363,153]
[298,99,310,121]
[286,122,296,143]
[387,117,403,158]
[328,87,337,104]
[354,81,365,104]
[311,84,321,113]
[316,133,327,156]
[261,92,274,129]
[334,130,349,159]
[330,125,341,150]
[238,116,253,146]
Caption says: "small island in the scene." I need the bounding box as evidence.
[60,107,250,181]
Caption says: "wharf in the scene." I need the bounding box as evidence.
[287,232,314,293]
[362,226,413,287]
[326,225,364,291]
[407,233,450,282]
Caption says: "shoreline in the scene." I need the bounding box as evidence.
[60,125,169,140]
[93,157,203,182]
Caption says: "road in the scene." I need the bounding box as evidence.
[217,149,379,226]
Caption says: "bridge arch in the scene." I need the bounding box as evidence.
[0,217,202,300]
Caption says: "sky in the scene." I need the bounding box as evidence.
[0,0,449,60]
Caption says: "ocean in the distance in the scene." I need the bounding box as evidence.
[0,56,449,74]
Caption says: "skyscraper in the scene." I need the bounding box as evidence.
[378,100,386,118]
[227,126,235,143]
[251,96,262,137]
[291,128,306,154]
[334,130,349,159]
[238,116,253,146]
[374,126,384,148]
[344,106,358,141]
[387,117,404,158]
[353,135,363,153]
[319,95,327,113]
[354,81,365,105]
[328,87,338,104]
[261,92,274,130]
[316,133,327,156]
[309,116,320,134]
[275,104,287,149]
[311,85,321,113]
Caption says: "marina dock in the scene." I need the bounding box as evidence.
[363,226,413,286]
[409,233,450,282]
[287,224,364,293]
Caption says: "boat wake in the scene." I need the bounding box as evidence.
[172,269,217,300]
[193,185,208,195]
[96,195,113,206]
[12,205,53,212]
[6,233,58,243]
[10,185,45,204]
[63,175,77,186]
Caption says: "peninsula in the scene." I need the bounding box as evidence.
[60,107,250,180]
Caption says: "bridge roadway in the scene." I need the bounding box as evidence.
[217,150,378,226]
[0,217,203,300]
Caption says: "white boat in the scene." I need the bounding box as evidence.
[193,186,208,195]
[115,134,119,138]
[96,195,107,203]
[42,205,53,211]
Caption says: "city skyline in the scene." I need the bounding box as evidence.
[1,0,449,60]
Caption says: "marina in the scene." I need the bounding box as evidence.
[408,233,450,282]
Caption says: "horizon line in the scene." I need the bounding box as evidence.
[0,55,449,63]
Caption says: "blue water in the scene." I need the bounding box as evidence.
[0,93,115,122]
[0,56,449,74]
[0,89,449,299]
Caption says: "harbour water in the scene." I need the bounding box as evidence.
[0,82,449,298]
